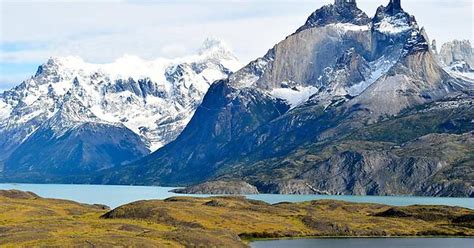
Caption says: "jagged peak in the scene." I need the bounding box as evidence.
[431,39,438,54]
[374,0,408,19]
[296,1,370,33]
[30,39,241,86]
[441,39,472,48]
[387,0,402,14]
[43,56,87,71]
[34,56,94,83]
[372,0,417,35]
[334,0,357,7]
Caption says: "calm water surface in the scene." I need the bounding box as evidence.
[0,183,472,209]
[250,238,473,248]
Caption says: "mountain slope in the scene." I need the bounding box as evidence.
[101,81,289,185]
[2,93,149,182]
[224,98,474,197]
[98,0,473,197]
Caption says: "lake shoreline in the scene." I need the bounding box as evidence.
[0,181,472,199]
[0,183,473,209]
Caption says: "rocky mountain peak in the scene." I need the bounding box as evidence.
[370,0,426,59]
[296,0,370,33]
[35,57,64,76]
[438,40,474,80]
[439,40,474,67]
[36,56,85,74]
[373,0,416,35]
[386,0,402,14]
[334,0,357,7]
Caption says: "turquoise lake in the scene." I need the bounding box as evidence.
[0,183,472,209]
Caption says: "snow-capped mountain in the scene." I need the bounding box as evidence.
[229,0,455,116]
[0,38,241,175]
[100,0,473,197]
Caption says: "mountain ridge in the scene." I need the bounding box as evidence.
[0,38,241,178]
[94,0,473,197]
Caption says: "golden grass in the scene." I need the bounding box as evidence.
[1,191,473,247]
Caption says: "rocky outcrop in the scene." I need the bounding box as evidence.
[255,180,331,195]
[347,50,462,119]
[238,116,474,196]
[171,180,259,195]
[296,0,370,33]
[439,40,474,68]
[0,190,39,199]
[438,40,474,81]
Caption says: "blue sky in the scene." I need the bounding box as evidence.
[0,0,473,92]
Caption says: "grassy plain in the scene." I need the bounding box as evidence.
[1,190,473,247]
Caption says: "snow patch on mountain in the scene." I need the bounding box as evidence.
[269,85,319,108]
[0,100,12,121]
[444,62,474,82]
[374,11,414,35]
[330,23,370,33]
[42,45,241,86]
[347,57,396,96]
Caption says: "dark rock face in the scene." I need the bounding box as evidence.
[98,1,473,197]
[171,180,259,195]
[296,1,370,33]
[386,0,402,14]
[255,180,331,195]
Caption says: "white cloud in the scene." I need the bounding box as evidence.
[0,0,472,88]
[1,1,313,63]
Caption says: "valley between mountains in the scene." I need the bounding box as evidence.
[1,0,473,197]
